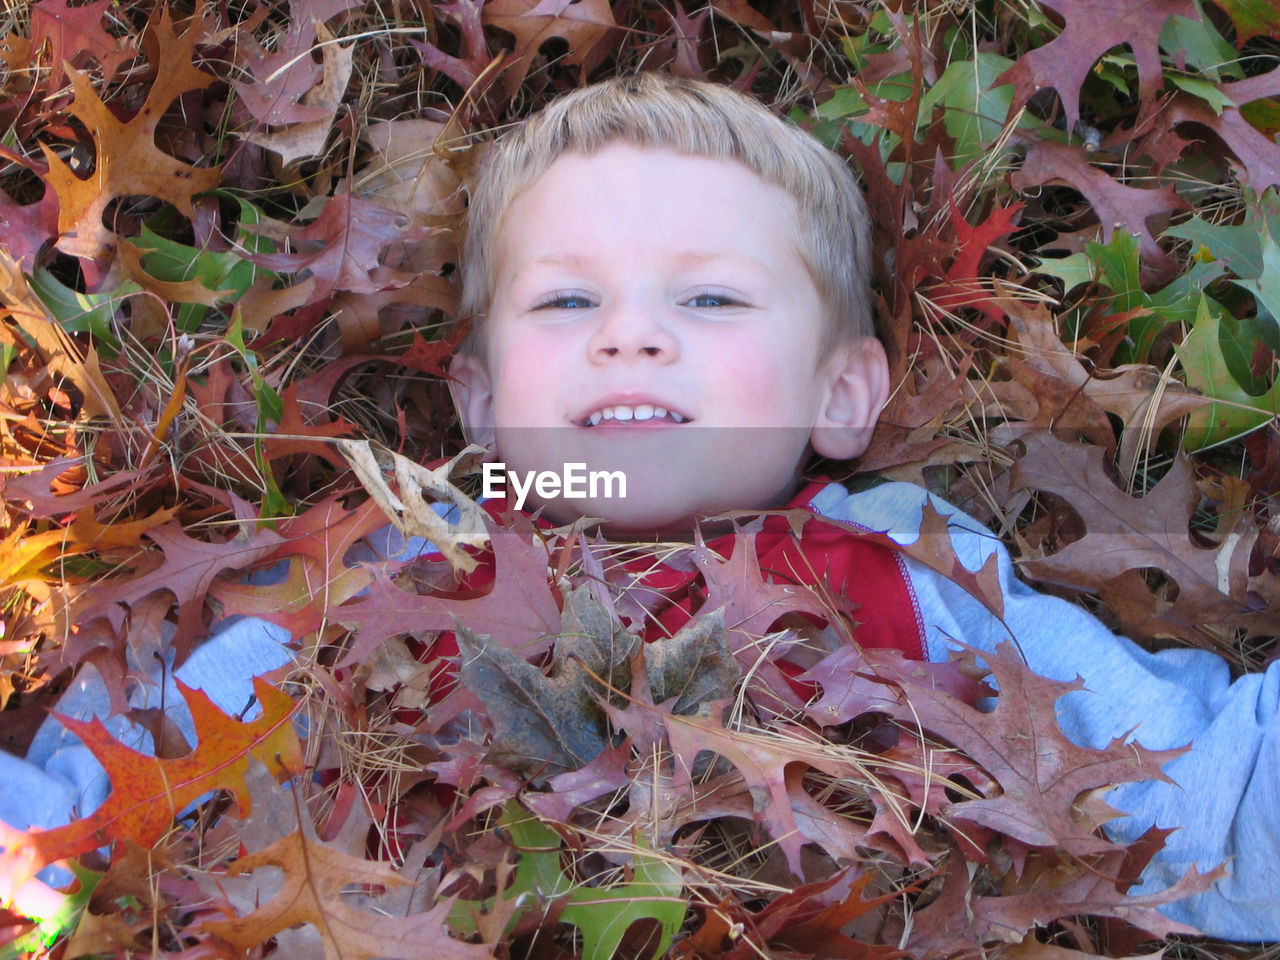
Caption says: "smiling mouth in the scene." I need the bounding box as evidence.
[581,403,690,426]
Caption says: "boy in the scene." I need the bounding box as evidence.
[5,74,1279,943]
[445,75,1280,940]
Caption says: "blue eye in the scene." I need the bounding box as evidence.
[534,292,594,310]
[686,291,740,308]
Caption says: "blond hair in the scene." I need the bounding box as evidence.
[458,73,873,347]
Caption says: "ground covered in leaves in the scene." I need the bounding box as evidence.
[0,0,1278,957]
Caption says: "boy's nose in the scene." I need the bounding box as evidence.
[586,303,680,363]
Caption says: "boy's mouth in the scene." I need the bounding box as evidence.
[578,403,691,427]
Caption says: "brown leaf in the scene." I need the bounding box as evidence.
[644,611,740,715]
[0,249,123,419]
[482,0,620,98]
[202,816,492,960]
[908,843,1219,955]
[808,642,1179,857]
[249,191,423,304]
[0,176,59,271]
[209,496,388,644]
[333,513,562,668]
[996,299,1211,474]
[40,6,221,259]
[232,0,361,127]
[1160,92,1280,195]
[677,871,904,960]
[28,0,134,90]
[1010,431,1280,642]
[241,22,354,164]
[654,707,895,876]
[339,439,490,573]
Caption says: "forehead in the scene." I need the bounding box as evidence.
[490,144,808,281]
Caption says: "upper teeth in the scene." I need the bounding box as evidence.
[586,404,687,426]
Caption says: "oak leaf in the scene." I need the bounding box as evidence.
[232,0,362,127]
[1159,92,1280,195]
[805,642,1180,857]
[40,6,221,259]
[482,0,620,97]
[249,192,423,304]
[28,0,133,90]
[241,21,354,164]
[995,0,1199,133]
[412,0,492,91]
[651,707,893,876]
[994,299,1211,474]
[0,679,301,899]
[332,508,563,670]
[209,496,389,639]
[339,439,490,573]
[1010,431,1280,642]
[0,177,59,271]
[65,517,285,663]
[1011,141,1188,274]
[908,840,1221,954]
[677,871,904,960]
[202,815,492,960]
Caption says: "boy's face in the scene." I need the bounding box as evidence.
[452,144,888,536]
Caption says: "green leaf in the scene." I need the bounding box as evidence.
[1080,232,1211,363]
[124,198,274,332]
[1175,294,1280,449]
[918,54,1016,167]
[1160,3,1243,80]
[225,312,290,518]
[28,269,139,357]
[1168,74,1235,115]
[1236,232,1280,332]
[1240,97,1280,138]
[1088,231,1146,312]
[560,838,683,960]
[1030,252,1096,292]
[450,802,684,960]
[1165,215,1266,279]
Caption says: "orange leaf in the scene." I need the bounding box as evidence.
[40,5,221,259]
[1,678,302,894]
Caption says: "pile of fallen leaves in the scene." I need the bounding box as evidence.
[0,0,1278,956]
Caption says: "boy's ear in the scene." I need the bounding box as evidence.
[810,337,890,461]
[447,351,496,451]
